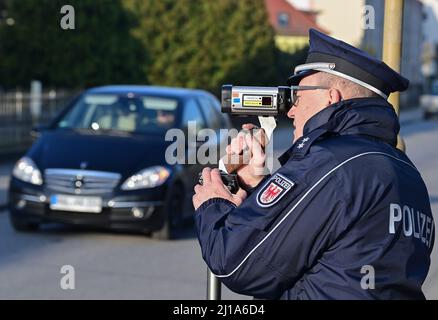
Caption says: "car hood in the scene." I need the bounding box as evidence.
[28,129,173,177]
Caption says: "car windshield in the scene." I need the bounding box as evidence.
[57,94,179,134]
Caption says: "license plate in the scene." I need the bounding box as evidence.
[50,195,102,213]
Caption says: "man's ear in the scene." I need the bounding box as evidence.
[328,88,342,104]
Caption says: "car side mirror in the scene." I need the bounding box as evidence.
[31,124,49,138]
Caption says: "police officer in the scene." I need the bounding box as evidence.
[192,29,435,299]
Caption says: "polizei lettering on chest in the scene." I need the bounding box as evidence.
[389,203,434,248]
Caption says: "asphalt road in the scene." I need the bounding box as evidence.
[1,115,437,299]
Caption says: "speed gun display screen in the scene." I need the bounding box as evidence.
[242,95,274,108]
[222,85,290,116]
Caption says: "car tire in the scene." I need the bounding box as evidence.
[151,182,185,240]
[9,212,40,232]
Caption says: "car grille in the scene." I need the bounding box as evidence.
[44,169,121,195]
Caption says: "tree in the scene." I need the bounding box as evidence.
[274,45,309,86]
[124,0,279,95]
[0,0,146,89]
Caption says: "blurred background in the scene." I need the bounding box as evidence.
[0,0,437,300]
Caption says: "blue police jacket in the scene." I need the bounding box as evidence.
[195,97,435,300]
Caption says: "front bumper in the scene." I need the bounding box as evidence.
[8,178,167,232]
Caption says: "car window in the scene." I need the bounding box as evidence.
[57,94,179,134]
[181,99,206,132]
[197,96,222,130]
[208,95,230,128]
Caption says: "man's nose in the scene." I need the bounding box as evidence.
[287,105,296,119]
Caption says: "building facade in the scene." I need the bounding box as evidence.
[421,0,438,90]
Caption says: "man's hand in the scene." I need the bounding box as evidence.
[226,123,267,189]
[193,168,247,210]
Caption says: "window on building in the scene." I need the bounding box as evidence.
[278,13,289,27]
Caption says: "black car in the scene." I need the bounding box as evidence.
[8,85,231,239]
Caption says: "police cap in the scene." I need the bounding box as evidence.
[287,29,409,99]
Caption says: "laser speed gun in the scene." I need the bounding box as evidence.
[221,84,291,116]
[219,84,292,175]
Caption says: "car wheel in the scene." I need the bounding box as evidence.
[9,212,39,232]
[151,182,185,240]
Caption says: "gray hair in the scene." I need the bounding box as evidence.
[316,72,380,99]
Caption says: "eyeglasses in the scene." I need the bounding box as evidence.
[290,85,330,107]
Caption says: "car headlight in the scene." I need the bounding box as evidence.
[121,166,171,190]
[12,157,43,185]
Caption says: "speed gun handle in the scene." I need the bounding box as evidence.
[221,128,267,174]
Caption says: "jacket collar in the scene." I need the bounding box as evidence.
[279,97,400,165]
[303,97,399,145]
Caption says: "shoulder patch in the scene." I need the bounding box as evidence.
[256,173,295,208]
